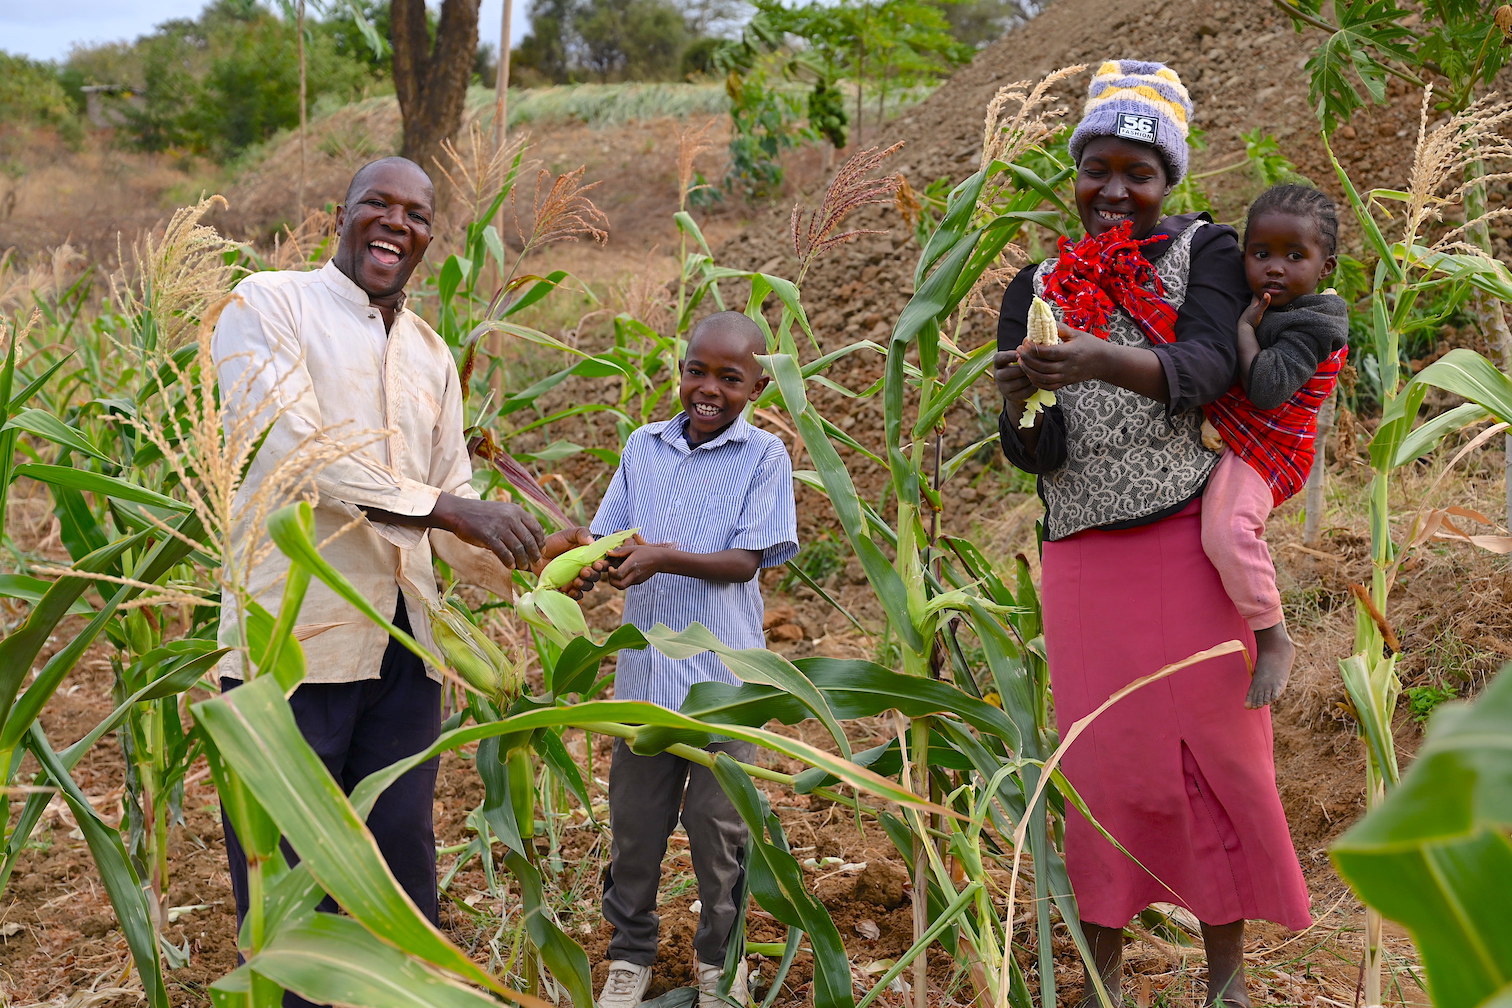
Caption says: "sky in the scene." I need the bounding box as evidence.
[3,0,532,64]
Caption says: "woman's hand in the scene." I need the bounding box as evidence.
[993,348,1037,404]
[1016,322,1108,391]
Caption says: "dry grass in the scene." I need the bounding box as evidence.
[0,245,88,313]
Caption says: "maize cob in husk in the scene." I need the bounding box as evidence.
[1018,295,1060,429]
[429,597,524,704]
[515,528,639,647]
[537,527,638,590]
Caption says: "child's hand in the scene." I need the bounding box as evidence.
[1241,293,1270,331]
[604,541,670,589]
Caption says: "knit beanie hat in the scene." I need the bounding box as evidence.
[1067,60,1192,183]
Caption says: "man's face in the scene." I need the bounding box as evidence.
[333,161,434,304]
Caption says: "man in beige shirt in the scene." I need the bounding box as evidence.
[213,156,589,968]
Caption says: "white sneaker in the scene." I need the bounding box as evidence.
[598,960,652,1008]
[696,960,749,1008]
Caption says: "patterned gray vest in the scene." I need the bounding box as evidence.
[1033,222,1219,539]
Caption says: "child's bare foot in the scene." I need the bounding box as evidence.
[1247,621,1294,708]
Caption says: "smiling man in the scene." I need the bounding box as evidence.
[212,157,591,998]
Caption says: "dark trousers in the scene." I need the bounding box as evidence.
[602,737,752,966]
[222,596,441,1002]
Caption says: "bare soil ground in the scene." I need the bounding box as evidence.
[7,0,1512,1003]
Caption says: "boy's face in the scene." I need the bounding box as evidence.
[679,327,769,446]
[1243,210,1336,309]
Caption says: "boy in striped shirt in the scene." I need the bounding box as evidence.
[591,311,798,1008]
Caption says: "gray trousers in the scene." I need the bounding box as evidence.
[602,738,753,966]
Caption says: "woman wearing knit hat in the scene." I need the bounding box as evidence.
[993,60,1311,1007]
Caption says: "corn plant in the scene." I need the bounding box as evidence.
[1321,88,1512,1004]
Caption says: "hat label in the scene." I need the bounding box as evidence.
[1116,112,1158,145]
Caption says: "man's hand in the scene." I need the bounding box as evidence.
[429,492,546,569]
[539,526,609,599]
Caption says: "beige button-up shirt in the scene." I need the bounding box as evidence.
[213,261,511,682]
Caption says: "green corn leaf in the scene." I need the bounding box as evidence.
[13,463,193,511]
[708,754,853,1008]
[0,574,95,615]
[25,724,169,1008]
[1,407,113,462]
[193,676,510,996]
[639,623,849,758]
[1332,663,1512,1008]
[265,502,442,670]
[1389,402,1489,467]
[1407,348,1512,425]
[231,913,526,1008]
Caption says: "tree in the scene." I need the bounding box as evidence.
[392,0,481,174]
[936,0,1038,49]
[577,0,689,80]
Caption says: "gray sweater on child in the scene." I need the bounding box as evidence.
[1245,291,1349,410]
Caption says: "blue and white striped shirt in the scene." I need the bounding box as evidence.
[590,412,799,710]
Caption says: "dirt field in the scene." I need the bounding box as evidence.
[7,0,1512,1004]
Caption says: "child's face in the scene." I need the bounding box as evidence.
[679,328,769,446]
[1243,210,1337,309]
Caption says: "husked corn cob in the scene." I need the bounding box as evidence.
[1018,295,1060,429]
[537,527,638,590]
[429,598,524,703]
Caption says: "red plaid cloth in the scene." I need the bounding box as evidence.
[1201,347,1347,506]
[1039,220,1345,506]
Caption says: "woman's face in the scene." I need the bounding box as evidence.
[1075,136,1170,240]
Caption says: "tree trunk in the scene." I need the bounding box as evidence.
[391,0,482,175]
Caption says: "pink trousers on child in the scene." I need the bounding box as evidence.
[1201,450,1284,631]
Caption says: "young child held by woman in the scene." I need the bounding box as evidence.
[592,310,798,1008]
[1201,183,1350,708]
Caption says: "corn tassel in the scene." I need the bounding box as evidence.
[1018,295,1060,429]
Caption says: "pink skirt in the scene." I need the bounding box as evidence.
[1041,498,1312,930]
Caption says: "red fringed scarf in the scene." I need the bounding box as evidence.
[1040,220,1177,345]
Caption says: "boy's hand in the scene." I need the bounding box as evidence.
[604,542,670,589]
[538,526,608,599]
